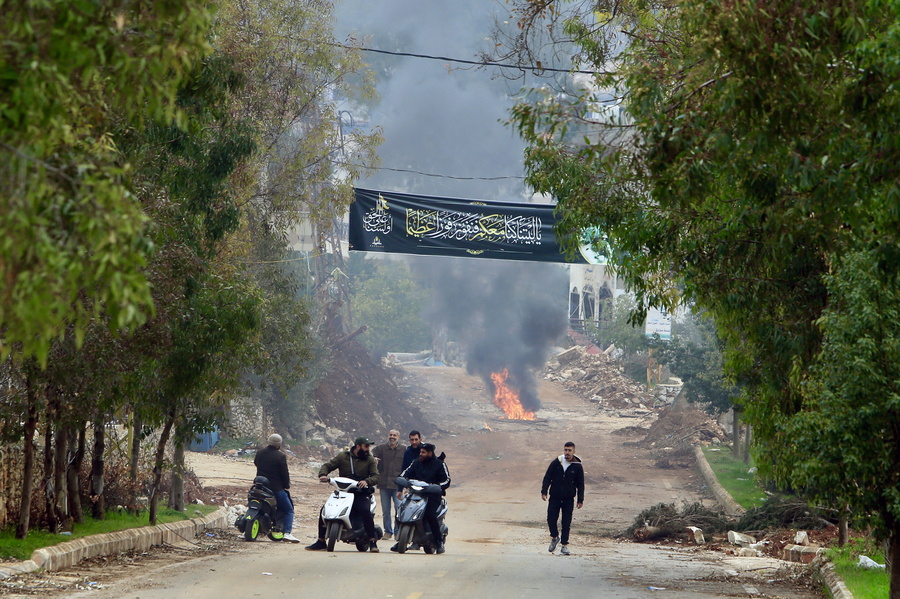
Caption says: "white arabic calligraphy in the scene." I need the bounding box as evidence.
[406,209,542,245]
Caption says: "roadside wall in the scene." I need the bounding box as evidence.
[226,397,270,440]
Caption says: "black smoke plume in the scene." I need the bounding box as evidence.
[418,257,568,413]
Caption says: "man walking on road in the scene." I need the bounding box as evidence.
[372,429,405,540]
[253,434,300,543]
[541,441,584,555]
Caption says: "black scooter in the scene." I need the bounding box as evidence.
[393,476,448,554]
[235,476,290,541]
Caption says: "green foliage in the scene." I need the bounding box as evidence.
[657,311,742,414]
[784,250,900,539]
[504,0,900,579]
[1,0,214,365]
[587,295,649,357]
[351,259,432,358]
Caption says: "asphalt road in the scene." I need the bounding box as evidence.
[54,365,820,599]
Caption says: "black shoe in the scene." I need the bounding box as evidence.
[436,544,445,554]
[390,543,399,552]
[305,539,327,551]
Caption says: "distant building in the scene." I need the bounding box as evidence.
[567,263,625,332]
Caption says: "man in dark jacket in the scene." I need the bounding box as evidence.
[253,434,299,542]
[305,436,381,552]
[401,430,423,472]
[541,441,584,556]
[398,443,451,554]
[373,429,405,540]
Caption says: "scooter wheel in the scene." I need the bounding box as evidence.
[355,539,369,552]
[396,524,412,554]
[326,521,341,552]
[244,515,261,542]
[423,545,435,555]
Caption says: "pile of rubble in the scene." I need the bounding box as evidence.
[543,345,663,413]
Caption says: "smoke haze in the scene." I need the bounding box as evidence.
[334,2,569,412]
[332,1,531,201]
[416,258,568,412]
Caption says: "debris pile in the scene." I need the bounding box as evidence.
[311,337,436,447]
[640,403,729,448]
[543,346,658,412]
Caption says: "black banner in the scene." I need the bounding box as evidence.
[349,188,604,264]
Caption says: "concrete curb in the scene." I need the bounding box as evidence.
[693,446,745,516]
[0,507,229,578]
[693,446,854,599]
[813,556,855,599]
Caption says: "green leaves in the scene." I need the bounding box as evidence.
[506,0,900,552]
[1,0,214,365]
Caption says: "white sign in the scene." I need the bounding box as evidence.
[644,307,672,340]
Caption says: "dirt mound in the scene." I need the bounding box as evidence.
[311,338,435,445]
[640,402,728,448]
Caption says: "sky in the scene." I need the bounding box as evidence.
[332,1,536,203]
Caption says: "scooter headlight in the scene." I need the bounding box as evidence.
[339,507,349,517]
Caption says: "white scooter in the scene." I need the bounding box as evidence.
[321,477,383,551]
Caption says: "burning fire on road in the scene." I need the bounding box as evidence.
[490,369,536,420]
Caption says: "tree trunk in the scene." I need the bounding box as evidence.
[149,414,175,525]
[731,407,741,458]
[130,412,142,511]
[54,423,68,527]
[90,415,106,520]
[66,424,86,524]
[130,413,142,480]
[742,424,751,464]
[889,530,899,599]
[43,420,57,532]
[15,382,39,540]
[169,440,185,512]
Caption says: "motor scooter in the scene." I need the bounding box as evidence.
[235,476,290,541]
[321,477,383,551]
[393,476,448,554]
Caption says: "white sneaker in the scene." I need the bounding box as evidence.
[548,537,559,553]
[283,533,301,543]
[560,545,570,555]
[384,533,393,541]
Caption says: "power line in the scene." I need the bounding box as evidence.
[334,43,609,76]
[333,160,525,181]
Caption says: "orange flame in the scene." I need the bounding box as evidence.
[483,421,493,431]
[490,369,536,420]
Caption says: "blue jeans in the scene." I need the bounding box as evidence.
[274,489,294,534]
[379,488,401,535]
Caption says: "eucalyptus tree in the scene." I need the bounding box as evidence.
[1,0,214,366]
[497,0,900,589]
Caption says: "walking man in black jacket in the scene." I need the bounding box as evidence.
[541,441,584,555]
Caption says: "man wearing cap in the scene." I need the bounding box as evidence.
[253,433,299,542]
[305,436,381,552]
[398,443,451,554]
